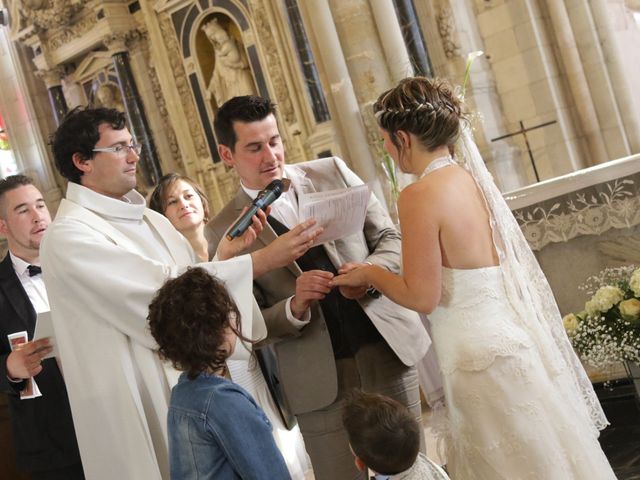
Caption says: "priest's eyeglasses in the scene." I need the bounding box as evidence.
[92,143,143,157]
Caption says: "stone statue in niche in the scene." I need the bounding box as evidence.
[93,83,125,112]
[202,18,255,106]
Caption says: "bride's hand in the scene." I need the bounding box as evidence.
[216,206,270,260]
[336,262,370,299]
[332,264,371,291]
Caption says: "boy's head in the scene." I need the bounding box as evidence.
[343,390,421,475]
[147,267,242,379]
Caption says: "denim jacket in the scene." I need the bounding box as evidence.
[168,372,291,480]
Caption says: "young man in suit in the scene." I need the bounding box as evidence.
[205,96,430,479]
[0,175,84,479]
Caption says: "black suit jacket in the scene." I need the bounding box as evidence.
[0,254,82,473]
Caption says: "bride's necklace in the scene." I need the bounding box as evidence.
[420,155,456,179]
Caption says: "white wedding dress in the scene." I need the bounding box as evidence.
[227,359,311,480]
[427,266,617,479]
[421,154,616,479]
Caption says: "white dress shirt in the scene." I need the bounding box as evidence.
[10,252,49,314]
[241,168,311,325]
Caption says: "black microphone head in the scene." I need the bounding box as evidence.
[261,178,290,199]
[265,179,285,197]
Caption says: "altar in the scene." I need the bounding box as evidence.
[505,154,640,386]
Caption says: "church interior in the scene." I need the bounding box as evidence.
[1,0,640,478]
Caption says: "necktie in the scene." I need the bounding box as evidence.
[27,265,42,277]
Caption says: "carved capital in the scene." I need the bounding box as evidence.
[35,67,65,88]
[103,33,128,54]
[103,29,147,55]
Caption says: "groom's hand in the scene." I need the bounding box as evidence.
[290,270,334,319]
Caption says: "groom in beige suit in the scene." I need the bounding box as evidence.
[205,96,429,479]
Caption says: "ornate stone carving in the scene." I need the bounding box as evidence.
[247,0,295,124]
[103,33,128,53]
[148,57,183,170]
[158,14,208,159]
[48,13,97,50]
[212,162,239,204]
[436,4,461,59]
[513,175,640,251]
[9,0,85,34]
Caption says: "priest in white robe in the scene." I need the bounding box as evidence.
[40,108,278,480]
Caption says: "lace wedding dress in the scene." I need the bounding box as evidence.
[423,152,617,479]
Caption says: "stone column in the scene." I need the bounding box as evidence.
[105,34,162,187]
[544,0,608,165]
[522,0,583,172]
[369,0,414,82]
[38,69,68,126]
[301,0,385,203]
[393,0,432,77]
[587,0,640,154]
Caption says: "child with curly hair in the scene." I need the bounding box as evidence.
[148,267,290,479]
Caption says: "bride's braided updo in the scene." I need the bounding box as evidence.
[373,77,465,152]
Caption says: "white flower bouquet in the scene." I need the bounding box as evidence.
[563,265,640,369]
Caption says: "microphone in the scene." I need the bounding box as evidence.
[226,178,291,240]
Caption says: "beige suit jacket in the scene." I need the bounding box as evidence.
[205,157,428,415]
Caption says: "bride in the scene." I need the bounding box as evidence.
[332,77,616,479]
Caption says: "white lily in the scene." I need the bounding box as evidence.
[461,50,484,99]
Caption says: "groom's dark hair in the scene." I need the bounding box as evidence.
[214,95,276,150]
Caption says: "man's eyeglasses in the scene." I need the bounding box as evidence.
[92,143,143,157]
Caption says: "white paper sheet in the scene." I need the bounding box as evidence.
[298,184,371,244]
[32,310,59,360]
[7,331,42,399]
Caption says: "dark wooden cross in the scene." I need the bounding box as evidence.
[491,120,557,182]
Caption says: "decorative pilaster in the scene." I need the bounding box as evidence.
[37,69,68,126]
[105,34,162,187]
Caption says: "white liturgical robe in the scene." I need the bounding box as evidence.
[41,183,260,480]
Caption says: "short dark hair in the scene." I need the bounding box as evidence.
[0,174,35,218]
[147,267,243,379]
[148,173,210,223]
[343,390,421,475]
[214,95,276,150]
[49,106,127,184]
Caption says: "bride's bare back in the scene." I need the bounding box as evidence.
[393,160,499,312]
[428,164,499,270]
